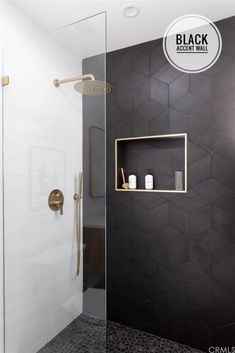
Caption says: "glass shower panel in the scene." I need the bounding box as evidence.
[2,12,106,353]
[0,48,4,353]
[82,30,106,320]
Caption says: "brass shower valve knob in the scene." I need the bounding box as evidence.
[48,189,64,215]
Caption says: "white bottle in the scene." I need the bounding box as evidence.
[145,169,153,190]
[128,173,137,189]
[175,171,183,191]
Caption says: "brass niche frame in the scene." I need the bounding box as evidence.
[115,133,188,193]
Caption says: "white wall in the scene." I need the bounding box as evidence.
[9,0,235,52]
[0,3,91,353]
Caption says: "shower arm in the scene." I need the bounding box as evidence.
[53,74,95,87]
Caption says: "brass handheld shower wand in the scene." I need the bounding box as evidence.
[74,172,83,276]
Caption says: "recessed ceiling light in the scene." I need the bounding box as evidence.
[122,3,140,18]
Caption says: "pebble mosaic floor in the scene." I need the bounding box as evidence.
[38,314,204,353]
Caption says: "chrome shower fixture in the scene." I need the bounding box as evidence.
[53,74,112,96]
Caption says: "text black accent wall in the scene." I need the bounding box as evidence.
[107,16,235,351]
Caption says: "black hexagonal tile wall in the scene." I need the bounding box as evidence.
[107,17,235,352]
[152,62,182,83]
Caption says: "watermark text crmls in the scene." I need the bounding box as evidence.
[209,347,235,353]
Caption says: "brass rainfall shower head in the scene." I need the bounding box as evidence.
[53,74,112,96]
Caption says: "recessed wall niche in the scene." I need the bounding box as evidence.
[115,133,187,193]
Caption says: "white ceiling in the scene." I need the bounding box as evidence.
[8,0,235,52]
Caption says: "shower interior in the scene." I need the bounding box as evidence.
[1,3,230,353]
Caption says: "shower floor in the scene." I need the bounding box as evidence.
[38,314,204,353]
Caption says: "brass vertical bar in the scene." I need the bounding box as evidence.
[74,172,83,276]
[115,139,117,190]
[184,133,187,192]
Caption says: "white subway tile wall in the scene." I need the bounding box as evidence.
[1,4,84,353]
